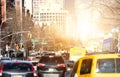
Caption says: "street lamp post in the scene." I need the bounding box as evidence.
[15,0,23,49]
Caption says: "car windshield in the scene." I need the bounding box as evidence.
[96,58,120,73]
[3,63,32,72]
[40,56,64,64]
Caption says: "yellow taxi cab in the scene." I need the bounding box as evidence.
[70,53,120,77]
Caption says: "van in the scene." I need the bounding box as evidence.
[70,53,120,77]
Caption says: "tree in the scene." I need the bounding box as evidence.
[0,1,2,25]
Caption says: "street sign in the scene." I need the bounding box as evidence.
[41,41,47,45]
[31,39,39,43]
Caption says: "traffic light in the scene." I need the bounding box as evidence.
[15,44,19,51]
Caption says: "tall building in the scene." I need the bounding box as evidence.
[38,0,64,8]
[64,0,78,38]
[33,0,66,28]
[24,0,33,17]
[24,0,68,33]
[64,0,75,14]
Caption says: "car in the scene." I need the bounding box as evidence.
[37,53,67,77]
[66,60,74,72]
[70,53,120,77]
[30,52,39,56]
[28,52,39,61]
[0,57,11,60]
[41,51,53,56]
[28,55,36,61]
[0,60,36,77]
[30,60,39,71]
[30,60,39,77]
[9,51,24,60]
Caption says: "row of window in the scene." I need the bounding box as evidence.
[33,19,65,22]
[40,13,66,15]
[33,13,66,16]
[33,17,65,21]
[80,58,120,74]
[40,16,65,18]
[73,58,120,75]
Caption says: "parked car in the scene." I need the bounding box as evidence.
[70,53,120,77]
[0,60,36,77]
[37,53,67,77]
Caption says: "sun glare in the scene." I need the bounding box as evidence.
[77,9,101,40]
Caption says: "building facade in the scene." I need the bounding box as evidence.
[24,0,68,33]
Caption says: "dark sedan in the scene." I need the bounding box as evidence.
[37,53,67,77]
[0,60,35,77]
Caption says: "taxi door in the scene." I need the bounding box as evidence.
[77,58,93,77]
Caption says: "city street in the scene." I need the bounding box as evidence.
[0,0,120,77]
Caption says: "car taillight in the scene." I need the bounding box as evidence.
[57,63,66,68]
[118,55,120,57]
[30,64,35,72]
[37,63,45,67]
[0,64,4,76]
[0,64,4,72]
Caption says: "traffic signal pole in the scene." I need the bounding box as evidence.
[15,0,23,49]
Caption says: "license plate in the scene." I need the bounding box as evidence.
[13,75,22,77]
[43,74,59,77]
[49,68,54,71]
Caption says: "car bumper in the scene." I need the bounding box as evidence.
[37,71,65,77]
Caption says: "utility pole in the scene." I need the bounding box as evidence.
[118,27,120,52]
[15,0,22,49]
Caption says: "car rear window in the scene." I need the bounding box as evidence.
[3,63,32,72]
[39,56,64,64]
[96,58,120,73]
